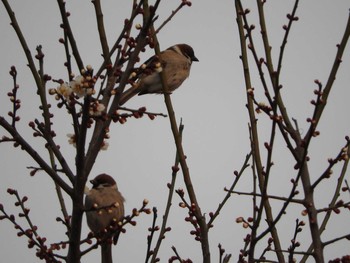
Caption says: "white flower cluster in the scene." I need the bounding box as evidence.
[50,74,95,101]
[67,133,109,150]
[67,133,76,147]
[89,101,106,117]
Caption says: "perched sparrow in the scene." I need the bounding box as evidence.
[85,174,125,263]
[119,43,199,105]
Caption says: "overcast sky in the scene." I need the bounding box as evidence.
[1,1,350,262]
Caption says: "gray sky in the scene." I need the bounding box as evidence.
[1,1,350,262]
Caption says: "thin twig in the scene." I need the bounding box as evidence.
[207,152,251,226]
[154,2,187,34]
[322,233,350,247]
[56,0,84,70]
[228,190,303,204]
[145,207,158,263]
[150,121,184,263]
[91,0,110,63]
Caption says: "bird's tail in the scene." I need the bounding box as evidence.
[101,242,113,263]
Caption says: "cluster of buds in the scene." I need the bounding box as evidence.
[238,234,252,261]
[287,220,305,261]
[0,189,60,262]
[119,199,151,229]
[175,189,203,241]
[186,211,201,241]
[111,107,156,124]
[7,66,21,125]
[263,237,274,253]
[235,216,253,229]
[329,255,350,263]
[340,146,349,161]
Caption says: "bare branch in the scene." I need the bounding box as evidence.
[0,117,73,196]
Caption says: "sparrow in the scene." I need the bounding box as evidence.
[85,174,125,263]
[119,43,199,105]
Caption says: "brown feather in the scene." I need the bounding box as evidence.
[119,44,198,105]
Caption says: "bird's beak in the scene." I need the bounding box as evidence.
[192,56,199,62]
